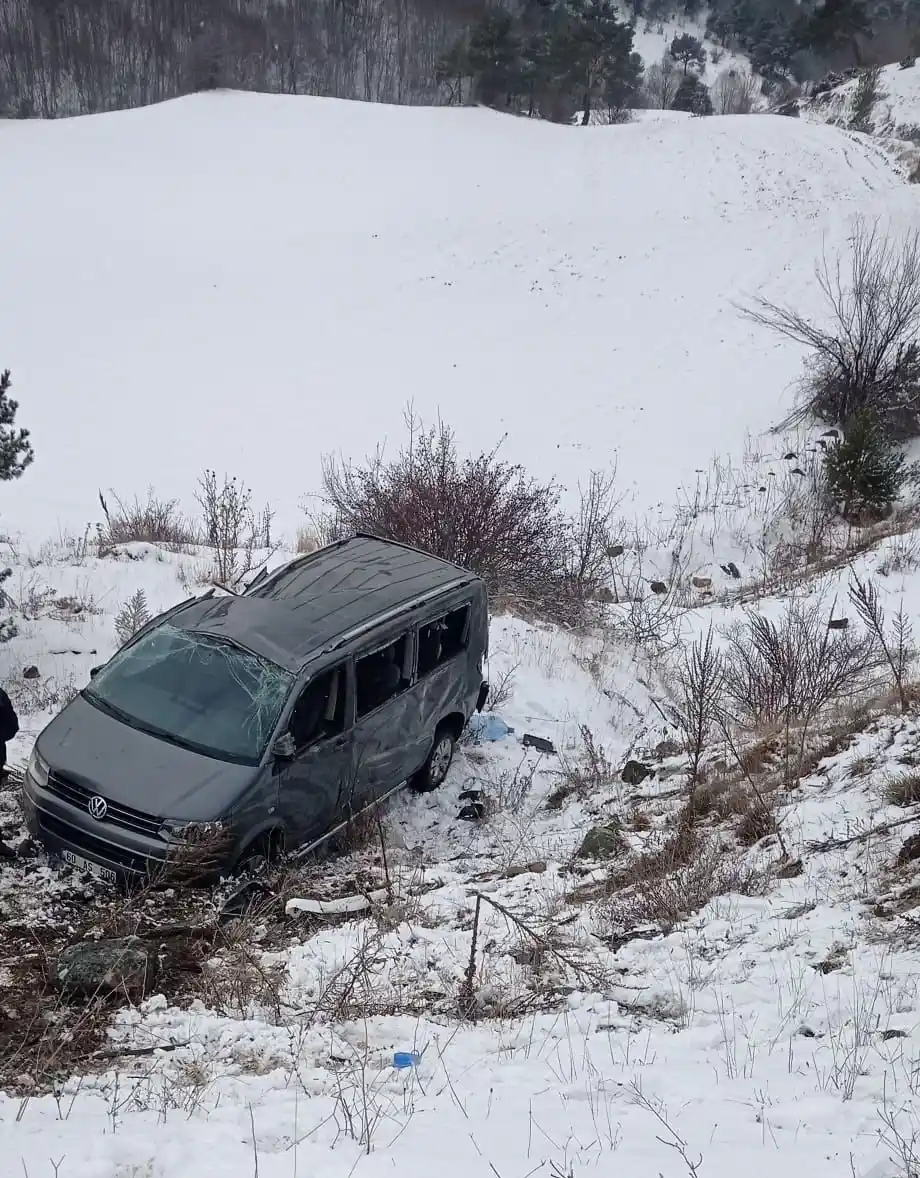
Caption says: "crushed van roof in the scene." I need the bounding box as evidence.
[172,535,477,671]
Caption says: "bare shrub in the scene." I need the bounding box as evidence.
[315,409,609,624]
[742,221,920,439]
[722,598,877,725]
[483,754,541,814]
[712,67,757,114]
[566,466,623,592]
[849,573,915,711]
[195,470,275,588]
[548,726,615,808]
[722,596,879,784]
[885,771,920,807]
[114,589,150,646]
[605,831,767,932]
[675,627,724,792]
[294,525,319,555]
[98,488,197,549]
[643,54,680,109]
[484,661,517,712]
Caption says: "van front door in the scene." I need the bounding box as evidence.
[276,663,353,846]
[349,632,417,809]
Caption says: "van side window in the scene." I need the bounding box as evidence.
[355,635,410,718]
[417,606,470,678]
[290,665,346,749]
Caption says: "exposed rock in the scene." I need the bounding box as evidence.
[22,666,39,680]
[897,832,920,865]
[653,739,682,759]
[776,857,803,879]
[55,936,157,999]
[828,617,849,630]
[621,760,653,786]
[721,561,741,579]
[575,823,626,860]
[691,577,712,590]
[503,860,548,879]
[649,581,668,595]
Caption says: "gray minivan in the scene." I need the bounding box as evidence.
[22,535,490,884]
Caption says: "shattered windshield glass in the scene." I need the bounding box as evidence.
[84,623,294,764]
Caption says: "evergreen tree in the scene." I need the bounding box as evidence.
[0,369,31,645]
[799,0,872,65]
[823,408,905,520]
[669,32,707,74]
[0,371,32,483]
[672,73,712,113]
[554,0,641,125]
[467,11,521,108]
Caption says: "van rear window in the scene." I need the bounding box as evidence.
[417,606,469,678]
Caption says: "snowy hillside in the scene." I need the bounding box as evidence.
[5,94,920,1178]
[0,93,911,544]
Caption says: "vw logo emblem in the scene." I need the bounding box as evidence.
[88,796,108,821]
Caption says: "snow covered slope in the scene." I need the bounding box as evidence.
[0,94,912,543]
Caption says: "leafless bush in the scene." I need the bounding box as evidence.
[885,771,920,807]
[98,489,197,549]
[314,409,611,624]
[605,830,767,932]
[849,573,915,711]
[722,596,879,783]
[566,466,623,590]
[675,627,724,792]
[643,54,680,109]
[484,662,517,712]
[195,470,275,589]
[548,726,615,808]
[3,670,78,716]
[722,598,877,724]
[742,221,920,439]
[114,589,150,646]
[712,67,757,114]
[483,753,541,814]
[880,1102,920,1178]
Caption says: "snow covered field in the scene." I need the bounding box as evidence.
[0,93,913,543]
[4,94,920,1178]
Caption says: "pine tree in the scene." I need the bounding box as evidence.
[672,74,712,114]
[467,11,521,108]
[669,32,706,75]
[0,368,31,645]
[0,371,33,483]
[823,408,905,521]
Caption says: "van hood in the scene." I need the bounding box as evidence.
[36,694,260,822]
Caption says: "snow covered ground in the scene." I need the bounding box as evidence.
[3,93,920,1177]
[0,93,912,544]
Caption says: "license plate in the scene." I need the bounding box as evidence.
[62,849,117,885]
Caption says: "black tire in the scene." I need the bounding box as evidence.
[234,829,283,878]
[412,724,457,793]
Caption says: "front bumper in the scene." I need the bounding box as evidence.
[23,770,169,884]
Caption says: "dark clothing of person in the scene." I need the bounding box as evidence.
[0,687,17,859]
[0,686,18,774]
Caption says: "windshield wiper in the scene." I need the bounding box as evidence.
[82,688,138,729]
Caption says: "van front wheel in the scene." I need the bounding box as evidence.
[412,725,456,793]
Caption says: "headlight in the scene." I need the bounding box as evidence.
[158,819,224,845]
[27,747,50,789]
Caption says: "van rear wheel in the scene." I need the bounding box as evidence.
[412,725,457,793]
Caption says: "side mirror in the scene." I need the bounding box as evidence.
[272,732,296,761]
[89,665,101,679]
